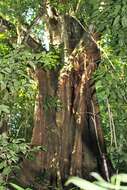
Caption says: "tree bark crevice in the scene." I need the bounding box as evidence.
[19,6,113,189]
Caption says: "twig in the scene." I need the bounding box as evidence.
[75,0,82,13]
[107,98,118,149]
[91,100,110,181]
[107,98,113,147]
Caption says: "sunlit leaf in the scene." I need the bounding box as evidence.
[65,176,105,190]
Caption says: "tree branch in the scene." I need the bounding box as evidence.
[0,15,46,51]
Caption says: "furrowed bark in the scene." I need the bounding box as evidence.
[19,2,114,189]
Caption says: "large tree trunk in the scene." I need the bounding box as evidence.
[20,4,113,189]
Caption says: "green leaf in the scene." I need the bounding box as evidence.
[10,183,25,190]
[0,185,6,190]
[65,176,105,190]
[0,104,10,114]
[111,173,127,184]
[121,16,127,28]
[113,15,120,27]
[0,161,6,169]
[3,166,11,175]
[0,81,6,91]
[90,172,105,182]
[114,4,121,15]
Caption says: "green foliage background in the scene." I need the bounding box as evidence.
[0,0,127,188]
